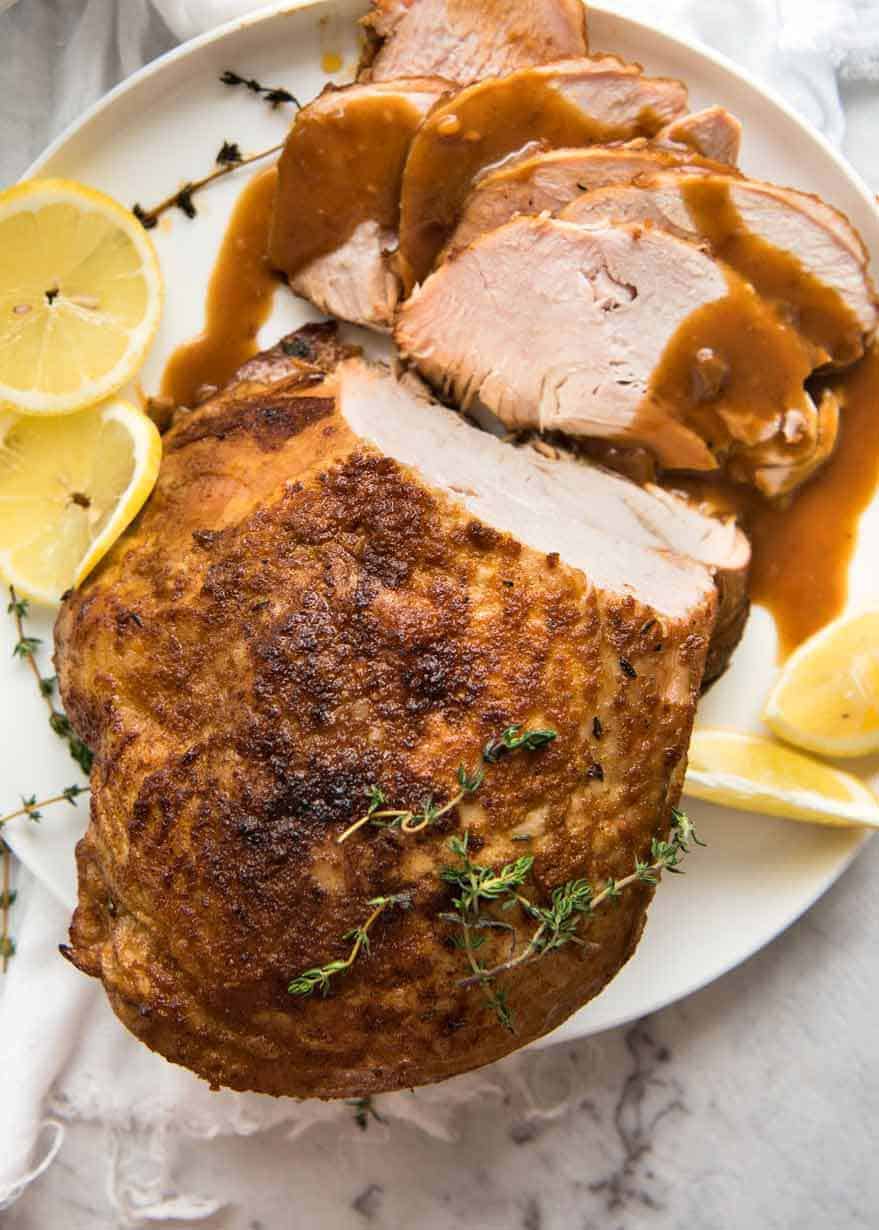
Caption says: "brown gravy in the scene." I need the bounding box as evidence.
[269,86,438,276]
[641,178,865,489]
[672,344,879,654]
[398,69,675,287]
[162,168,280,408]
[681,177,863,365]
[644,269,816,481]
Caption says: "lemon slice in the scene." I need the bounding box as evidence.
[763,609,879,757]
[684,729,879,829]
[0,179,163,414]
[0,399,161,604]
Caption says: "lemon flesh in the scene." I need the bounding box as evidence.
[684,729,879,829]
[763,609,879,758]
[0,179,162,414]
[0,399,161,604]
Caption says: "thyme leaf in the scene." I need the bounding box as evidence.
[336,763,484,845]
[12,635,41,659]
[132,139,285,230]
[482,724,557,764]
[216,140,243,166]
[443,809,702,1030]
[219,70,301,109]
[8,586,94,772]
[0,786,89,831]
[288,892,411,997]
[336,724,554,847]
[346,1096,384,1131]
[0,842,11,972]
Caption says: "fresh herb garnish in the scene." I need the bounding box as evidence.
[336,765,485,845]
[482,724,557,764]
[0,843,12,972]
[0,786,89,831]
[8,587,94,772]
[219,70,301,109]
[4,592,93,969]
[215,140,243,166]
[346,1096,384,1131]
[132,138,286,229]
[337,724,557,846]
[0,785,90,964]
[439,834,533,1030]
[441,809,702,1031]
[288,893,411,997]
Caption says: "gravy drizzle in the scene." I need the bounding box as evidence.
[672,344,879,655]
[398,72,674,287]
[643,179,864,491]
[162,168,280,409]
[269,87,438,277]
[645,271,815,481]
[680,177,863,365]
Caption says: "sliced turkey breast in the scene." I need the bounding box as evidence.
[396,215,833,495]
[269,79,448,329]
[446,143,714,258]
[507,441,750,682]
[59,328,717,1097]
[656,106,742,164]
[397,58,688,287]
[559,172,878,366]
[359,0,589,84]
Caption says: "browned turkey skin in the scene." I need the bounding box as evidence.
[57,327,716,1098]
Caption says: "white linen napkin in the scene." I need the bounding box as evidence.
[2,0,879,1219]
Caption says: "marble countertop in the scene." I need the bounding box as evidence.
[3,15,879,1229]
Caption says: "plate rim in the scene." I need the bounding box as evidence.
[24,0,879,227]
[14,0,877,1046]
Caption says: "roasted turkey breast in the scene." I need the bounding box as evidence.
[559,171,878,367]
[359,0,589,84]
[57,327,717,1098]
[656,106,742,164]
[397,57,688,287]
[269,79,448,329]
[396,208,873,495]
[445,143,718,258]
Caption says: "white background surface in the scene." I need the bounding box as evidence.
[2,3,879,1227]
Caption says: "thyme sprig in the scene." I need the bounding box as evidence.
[8,588,93,773]
[0,786,89,971]
[1,843,13,971]
[288,892,411,997]
[219,70,301,109]
[336,723,556,846]
[442,809,702,1030]
[336,765,485,845]
[346,1096,384,1131]
[0,785,89,831]
[132,138,286,230]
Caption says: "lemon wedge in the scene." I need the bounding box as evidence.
[684,729,879,829]
[0,179,163,414]
[763,609,879,758]
[0,399,161,604]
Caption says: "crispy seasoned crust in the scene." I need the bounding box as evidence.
[56,330,713,1097]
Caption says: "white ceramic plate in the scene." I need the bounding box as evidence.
[3,1,877,1047]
